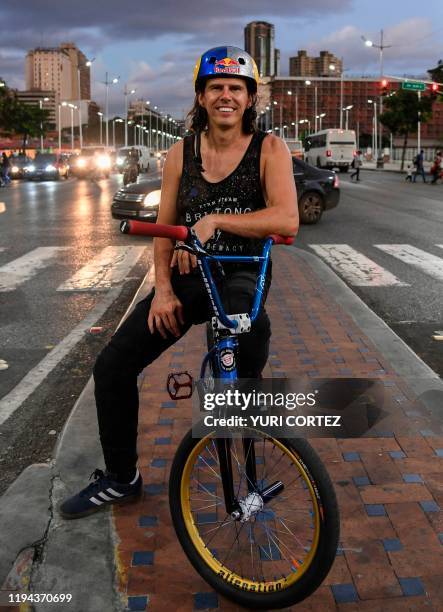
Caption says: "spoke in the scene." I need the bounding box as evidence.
[193,501,222,512]
[221,521,247,568]
[277,516,309,550]
[196,455,222,480]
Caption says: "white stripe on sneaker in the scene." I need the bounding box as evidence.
[98,492,114,501]
[89,496,104,506]
[106,488,124,497]
[130,469,140,485]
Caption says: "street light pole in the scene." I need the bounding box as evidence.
[76,58,93,150]
[123,85,136,147]
[104,72,119,148]
[58,104,62,152]
[39,97,49,152]
[68,104,76,151]
[97,112,103,145]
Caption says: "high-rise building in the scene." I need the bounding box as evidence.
[25,42,91,103]
[244,21,275,78]
[289,50,342,77]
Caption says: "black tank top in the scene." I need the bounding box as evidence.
[176,130,268,256]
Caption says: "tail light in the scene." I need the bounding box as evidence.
[326,150,332,157]
[333,174,340,188]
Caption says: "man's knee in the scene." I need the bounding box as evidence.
[93,343,133,385]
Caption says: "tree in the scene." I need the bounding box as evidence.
[0,81,51,150]
[379,89,434,170]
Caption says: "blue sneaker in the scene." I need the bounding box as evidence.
[59,468,142,519]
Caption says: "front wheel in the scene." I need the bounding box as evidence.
[169,430,339,609]
[298,191,324,224]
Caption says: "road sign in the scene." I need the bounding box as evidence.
[402,82,426,91]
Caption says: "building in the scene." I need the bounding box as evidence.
[244,21,276,78]
[25,43,91,129]
[15,90,57,127]
[289,50,342,77]
[257,76,442,146]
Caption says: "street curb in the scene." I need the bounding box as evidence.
[290,247,443,426]
[0,266,155,610]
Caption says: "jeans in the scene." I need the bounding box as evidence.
[413,167,426,182]
[93,266,272,475]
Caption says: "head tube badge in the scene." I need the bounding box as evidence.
[219,348,236,372]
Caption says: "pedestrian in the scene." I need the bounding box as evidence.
[430,150,442,184]
[405,164,413,182]
[412,149,426,183]
[350,150,362,181]
[59,45,298,519]
[0,152,10,186]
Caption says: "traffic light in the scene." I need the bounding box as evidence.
[430,82,440,101]
[431,83,439,92]
[381,79,389,96]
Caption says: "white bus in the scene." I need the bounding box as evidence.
[304,129,356,172]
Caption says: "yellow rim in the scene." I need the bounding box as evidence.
[180,433,322,593]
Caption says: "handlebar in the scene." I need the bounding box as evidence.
[120,220,294,245]
[120,219,294,330]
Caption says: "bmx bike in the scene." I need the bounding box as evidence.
[121,219,340,609]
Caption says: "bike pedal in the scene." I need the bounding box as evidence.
[167,371,194,400]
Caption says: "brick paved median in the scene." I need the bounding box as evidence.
[113,248,443,611]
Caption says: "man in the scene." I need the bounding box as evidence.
[350,150,363,181]
[60,46,298,519]
[412,149,426,183]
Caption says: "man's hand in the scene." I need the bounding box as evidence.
[170,243,197,274]
[192,215,217,245]
[148,289,184,339]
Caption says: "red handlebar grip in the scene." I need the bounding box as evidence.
[121,220,189,241]
[269,234,294,245]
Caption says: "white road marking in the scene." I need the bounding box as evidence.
[0,202,6,214]
[0,247,70,292]
[57,246,146,291]
[375,245,443,282]
[309,244,408,287]
[0,287,119,426]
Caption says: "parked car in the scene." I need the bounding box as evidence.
[111,157,340,225]
[9,155,31,179]
[24,153,69,181]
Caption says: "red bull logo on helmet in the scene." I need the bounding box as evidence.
[214,57,240,75]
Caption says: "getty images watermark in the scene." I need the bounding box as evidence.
[192,378,387,438]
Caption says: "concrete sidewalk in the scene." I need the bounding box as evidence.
[1,247,443,611]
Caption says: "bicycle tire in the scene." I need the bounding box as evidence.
[169,429,339,609]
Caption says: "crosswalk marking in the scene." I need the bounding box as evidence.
[308,244,409,287]
[375,245,443,282]
[57,246,146,291]
[0,247,69,292]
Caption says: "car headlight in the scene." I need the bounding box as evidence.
[45,164,57,172]
[77,158,86,168]
[97,154,111,169]
[143,190,161,208]
[11,166,19,173]
[25,164,35,172]
[117,156,125,165]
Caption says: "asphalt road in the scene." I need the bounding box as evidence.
[295,168,443,378]
[0,169,160,494]
[0,166,441,495]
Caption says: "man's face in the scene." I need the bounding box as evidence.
[198,78,252,128]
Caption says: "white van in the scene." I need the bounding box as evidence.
[116,146,151,173]
[304,129,356,172]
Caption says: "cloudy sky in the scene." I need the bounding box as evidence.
[1,0,442,118]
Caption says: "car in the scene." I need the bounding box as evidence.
[71,148,112,178]
[111,177,161,221]
[111,157,340,226]
[292,157,340,224]
[24,153,69,181]
[9,155,32,179]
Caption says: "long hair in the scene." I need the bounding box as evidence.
[186,79,258,135]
